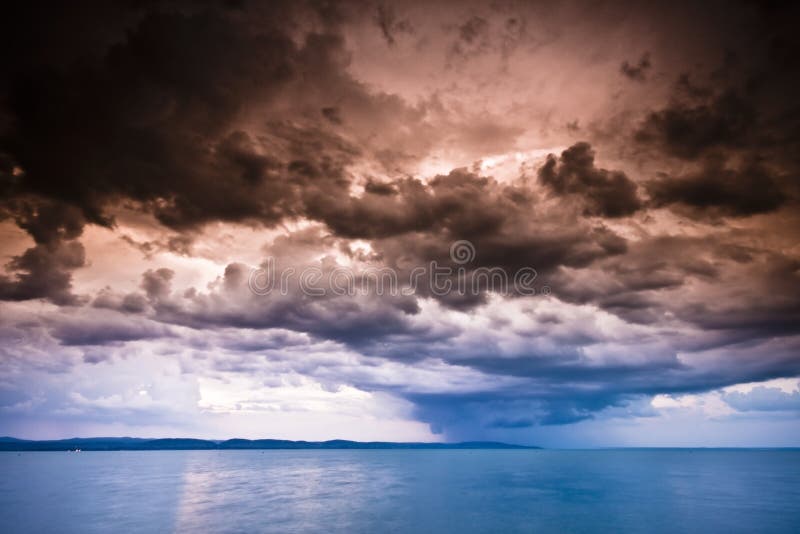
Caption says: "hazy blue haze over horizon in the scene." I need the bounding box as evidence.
[1,449,798,533]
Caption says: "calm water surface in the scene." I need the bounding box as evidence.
[1,449,798,533]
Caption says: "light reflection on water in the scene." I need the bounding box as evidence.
[1,449,799,533]
[172,451,406,532]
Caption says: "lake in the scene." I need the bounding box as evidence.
[1,449,798,533]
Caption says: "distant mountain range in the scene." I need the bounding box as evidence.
[0,436,539,451]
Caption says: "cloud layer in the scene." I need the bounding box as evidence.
[1,0,799,445]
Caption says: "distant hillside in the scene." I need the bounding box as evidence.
[0,437,539,451]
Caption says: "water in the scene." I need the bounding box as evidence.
[1,449,798,533]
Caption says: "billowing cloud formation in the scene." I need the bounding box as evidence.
[0,201,86,304]
[0,0,799,445]
[538,142,642,217]
[646,158,785,217]
[635,90,756,159]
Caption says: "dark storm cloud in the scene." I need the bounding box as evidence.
[0,0,404,303]
[646,157,786,217]
[306,160,631,310]
[624,0,800,241]
[87,230,429,348]
[0,0,417,236]
[635,90,756,160]
[405,334,800,434]
[631,2,800,215]
[117,242,797,432]
[2,7,296,227]
[307,170,508,239]
[164,263,428,347]
[406,385,655,433]
[308,159,629,293]
[0,241,86,306]
[675,252,800,341]
[0,200,86,305]
[538,143,642,218]
[550,234,800,354]
[6,201,85,245]
[0,1,635,312]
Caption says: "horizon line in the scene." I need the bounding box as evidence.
[2,436,799,451]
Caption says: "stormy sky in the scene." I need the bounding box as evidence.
[1,0,799,446]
